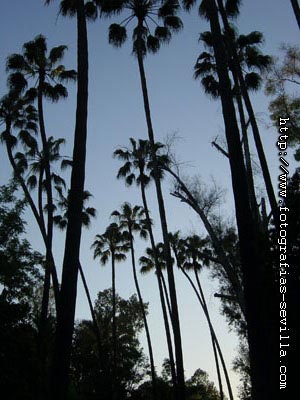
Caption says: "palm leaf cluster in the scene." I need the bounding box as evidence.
[99,0,183,57]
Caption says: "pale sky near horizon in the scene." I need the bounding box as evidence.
[0,1,299,398]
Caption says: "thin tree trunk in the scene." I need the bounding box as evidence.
[129,229,157,400]
[235,91,260,224]
[136,23,185,400]
[51,2,88,398]
[111,253,118,400]
[291,0,300,30]
[38,76,56,336]
[140,181,177,397]
[194,269,234,400]
[206,2,270,399]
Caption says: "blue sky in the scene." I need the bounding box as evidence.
[0,1,299,397]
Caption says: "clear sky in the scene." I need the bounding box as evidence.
[0,1,299,398]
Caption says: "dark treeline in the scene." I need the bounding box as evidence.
[0,1,299,400]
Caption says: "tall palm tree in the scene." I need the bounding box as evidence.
[214,0,279,232]
[111,202,157,400]
[44,1,97,398]
[92,222,128,396]
[182,1,273,399]
[100,2,186,396]
[194,28,272,226]
[6,35,77,304]
[114,138,177,394]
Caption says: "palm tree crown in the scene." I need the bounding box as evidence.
[92,222,129,265]
[99,0,183,57]
[6,34,77,99]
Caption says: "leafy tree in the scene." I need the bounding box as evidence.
[265,44,300,160]
[186,368,221,400]
[0,183,44,399]
[70,289,148,400]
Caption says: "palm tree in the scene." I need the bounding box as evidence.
[214,0,279,232]
[182,1,274,399]
[92,222,128,396]
[7,35,77,303]
[194,28,272,226]
[114,138,177,393]
[44,1,96,398]
[111,202,157,400]
[100,2,186,396]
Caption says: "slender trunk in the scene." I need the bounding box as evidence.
[207,2,271,399]
[78,262,102,350]
[38,76,56,332]
[136,25,185,400]
[235,92,260,224]
[217,0,279,232]
[129,228,157,400]
[111,253,117,399]
[194,269,234,400]
[51,2,88,398]
[140,180,177,397]
[291,0,300,30]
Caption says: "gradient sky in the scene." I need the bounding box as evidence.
[0,1,299,398]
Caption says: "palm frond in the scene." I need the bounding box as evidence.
[147,35,160,54]
[49,45,68,64]
[27,175,38,190]
[163,15,183,32]
[109,24,127,47]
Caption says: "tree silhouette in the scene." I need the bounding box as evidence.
[111,202,157,399]
[101,2,186,396]
[114,138,177,392]
[92,222,128,397]
[44,1,97,398]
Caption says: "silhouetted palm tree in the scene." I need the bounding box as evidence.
[92,222,128,396]
[111,202,157,400]
[194,28,272,225]
[101,2,185,396]
[114,138,177,392]
[44,1,97,398]
[182,2,275,399]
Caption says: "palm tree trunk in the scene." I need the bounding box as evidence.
[136,24,185,400]
[51,2,88,398]
[140,181,177,397]
[129,228,157,400]
[38,76,56,331]
[206,2,271,399]
[194,269,233,400]
[291,0,300,30]
[111,253,118,399]
[235,91,260,224]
